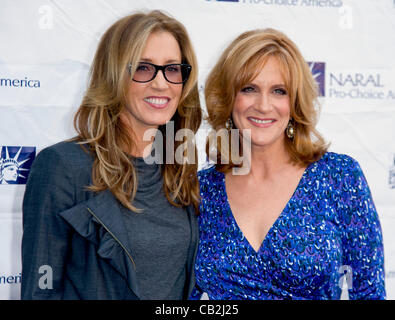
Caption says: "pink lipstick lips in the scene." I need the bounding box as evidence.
[247,117,276,128]
[144,96,170,109]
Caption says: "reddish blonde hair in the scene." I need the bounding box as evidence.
[205,28,328,172]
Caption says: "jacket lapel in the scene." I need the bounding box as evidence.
[59,189,140,298]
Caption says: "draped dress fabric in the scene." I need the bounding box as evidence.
[191,152,386,300]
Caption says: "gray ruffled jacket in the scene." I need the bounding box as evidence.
[21,141,198,300]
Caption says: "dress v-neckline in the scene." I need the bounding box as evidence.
[221,163,312,255]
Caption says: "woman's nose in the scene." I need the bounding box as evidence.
[151,70,169,90]
[254,92,273,113]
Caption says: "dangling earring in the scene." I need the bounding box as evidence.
[286,119,295,139]
[226,118,233,130]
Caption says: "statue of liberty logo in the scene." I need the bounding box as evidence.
[0,146,35,185]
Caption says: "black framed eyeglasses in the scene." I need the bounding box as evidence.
[129,62,191,84]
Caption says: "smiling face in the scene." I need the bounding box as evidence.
[2,164,18,181]
[232,55,291,151]
[122,31,183,139]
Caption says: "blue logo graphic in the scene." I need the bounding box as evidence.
[308,62,325,97]
[0,146,36,185]
[389,154,395,189]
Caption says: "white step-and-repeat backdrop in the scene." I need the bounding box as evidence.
[1,0,394,300]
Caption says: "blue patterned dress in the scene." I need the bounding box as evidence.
[191,152,385,300]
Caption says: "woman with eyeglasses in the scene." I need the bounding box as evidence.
[21,10,202,300]
[191,28,385,300]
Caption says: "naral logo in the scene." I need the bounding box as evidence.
[0,146,36,185]
[308,62,325,97]
[206,0,239,2]
[389,154,395,189]
[328,71,395,100]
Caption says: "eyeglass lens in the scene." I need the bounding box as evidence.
[132,63,189,83]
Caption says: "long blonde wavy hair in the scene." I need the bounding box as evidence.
[73,10,202,212]
[205,28,328,172]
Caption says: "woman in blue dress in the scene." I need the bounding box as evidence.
[192,28,385,300]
